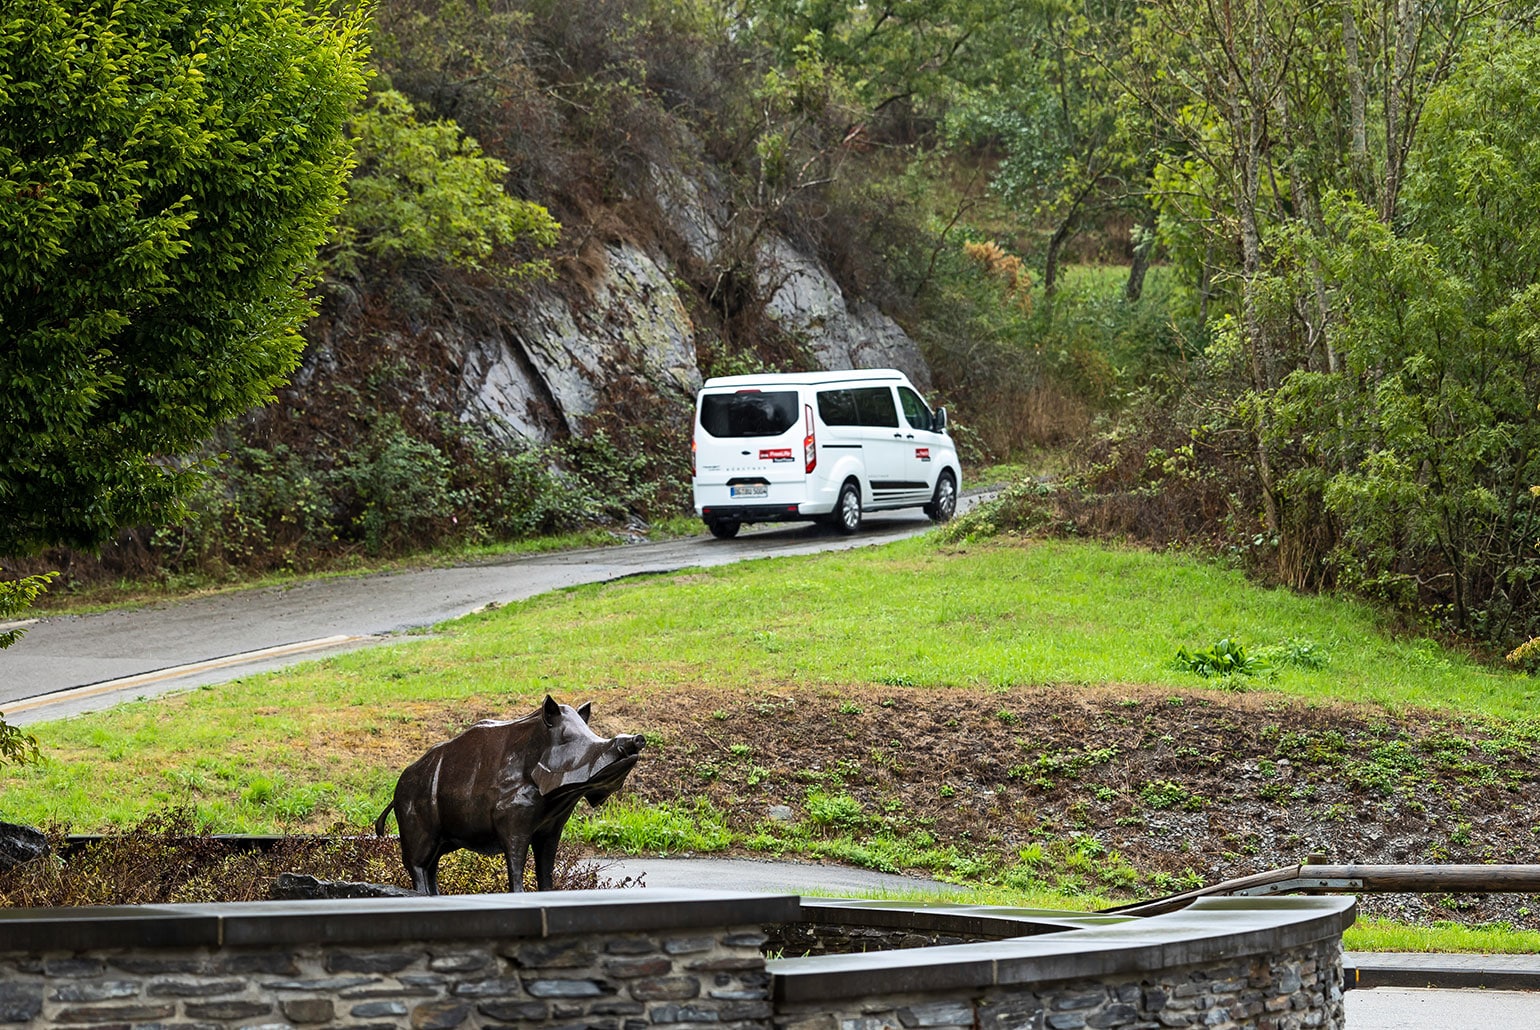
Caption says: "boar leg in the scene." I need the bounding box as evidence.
[400,834,443,896]
[395,808,444,896]
[531,829,561,891]
[500,832,531,892]
[408,852,442,896]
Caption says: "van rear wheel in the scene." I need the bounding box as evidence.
[925,470,958,523]
[831,480,862,535]
[707,519,740,539]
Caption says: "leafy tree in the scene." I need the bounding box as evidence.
[327,89,560,278]
[746,0,1039,118]
[0,0,369,757]
[1269,28,1540,641]
[955,0,1145,296]
[1121,0,1509,541]
[0,0,371,558]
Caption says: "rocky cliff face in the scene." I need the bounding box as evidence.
[376,160,931,446]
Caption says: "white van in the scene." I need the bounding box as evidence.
[692,369,961,538]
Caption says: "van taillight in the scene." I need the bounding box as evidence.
[803,404,816,473]
[691,437,697,478]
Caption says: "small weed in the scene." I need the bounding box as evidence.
[728,743,750,757]
[1174,638,1262,679]
[996,709,1017,724]
[804,789,865,829]
[1255,637,1330,671]
[711,709,729,721]
[241,777,275,806]
[1139,780,1206,812]
[838,701,863,716]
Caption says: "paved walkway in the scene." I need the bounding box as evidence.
[1344,951,1540,991]
[594,855,957,897]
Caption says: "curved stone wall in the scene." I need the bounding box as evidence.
[0,891,1354,1029]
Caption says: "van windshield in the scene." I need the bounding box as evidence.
[699,391,799,438]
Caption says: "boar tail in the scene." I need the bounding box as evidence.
[374,800,395,836]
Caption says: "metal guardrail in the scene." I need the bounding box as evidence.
[1103,863,1540,917]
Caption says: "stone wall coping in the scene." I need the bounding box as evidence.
[0,887,801,953]
[799,897,1130,937]
[770,896,1357,1004]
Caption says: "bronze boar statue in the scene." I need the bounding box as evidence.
[374,696,645,894]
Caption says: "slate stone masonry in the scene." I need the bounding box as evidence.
[0,891,1354,1030]
[773,937,1344,1030]
[0,929,772,1029]
[770,897,1356,1030]
[0,889,795,1029]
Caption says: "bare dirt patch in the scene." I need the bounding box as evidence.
[594,683,1540,927]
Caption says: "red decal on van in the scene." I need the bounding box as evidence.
[915,448,931,461]
[760,448,795,462]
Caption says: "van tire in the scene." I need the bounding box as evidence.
[830,480,862,535]
[707,519,740,539]
[925,470,958,523]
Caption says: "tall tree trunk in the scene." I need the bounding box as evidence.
[1124,208,1157,303]
[1342,0,1374,205]
[1230,0,1280,534]
[1043,220,1071,296]
[1382,0,1419,221]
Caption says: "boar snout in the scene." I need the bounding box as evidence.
[615,733,645,757]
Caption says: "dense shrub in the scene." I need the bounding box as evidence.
[0,809,638,906]
[912,239,1188,461]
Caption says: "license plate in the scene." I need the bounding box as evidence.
[730,484,768,498]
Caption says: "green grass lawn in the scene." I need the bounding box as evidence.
[5,533,1539,951]
[7,534,1533,826]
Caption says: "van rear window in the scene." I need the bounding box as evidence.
[699,391,799,437]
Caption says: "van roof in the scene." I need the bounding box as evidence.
[700,368,909,390]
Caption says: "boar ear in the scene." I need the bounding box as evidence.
[577,701,592,724]
[543,695,560,728]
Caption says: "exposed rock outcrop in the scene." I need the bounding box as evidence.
[756,237,930,390]
[309,160,929,449]
[463,242,702,440]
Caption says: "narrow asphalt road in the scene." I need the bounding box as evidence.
[2,502,983,724]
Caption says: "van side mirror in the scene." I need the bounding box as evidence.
[932,406,948,433]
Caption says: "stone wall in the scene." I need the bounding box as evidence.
[0,892,1354,1030]
[769,897,1355,1030]
[0,929,774,1029]
[0,889,796,1029]
[775,937,1343,1030]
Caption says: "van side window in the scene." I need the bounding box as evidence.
[699,391,799,437]
[898,387,932,431]
[851,386,899,427]
[817,389,859,426]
